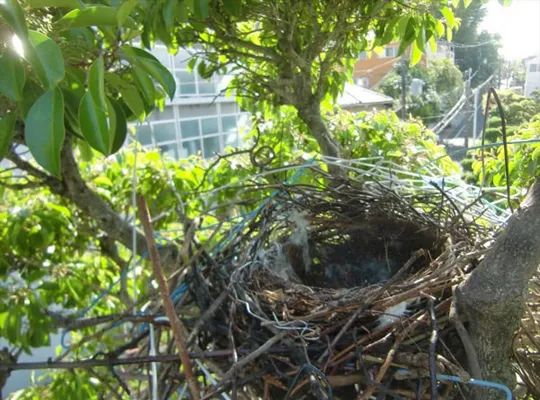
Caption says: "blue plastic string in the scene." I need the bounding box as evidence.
[436,374,512,400]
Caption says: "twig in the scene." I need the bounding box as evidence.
[218,332,286,386]
[136,195,201,400]
[187,288,230,346]
[427,299,439,400]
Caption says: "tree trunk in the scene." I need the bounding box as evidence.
[296,98,343,176]
[455,177,540,399]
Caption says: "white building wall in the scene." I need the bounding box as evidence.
[524,55,540,97]
[134,45,249,159]
[425,41,455,64]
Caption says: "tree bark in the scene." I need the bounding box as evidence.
[455,177,540,399]
[296,98,343,176]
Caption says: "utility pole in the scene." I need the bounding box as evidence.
[464,68,472,149]
[472,88,479,144]
[400,57,407,120]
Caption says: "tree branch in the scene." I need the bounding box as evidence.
[456,177,540,399]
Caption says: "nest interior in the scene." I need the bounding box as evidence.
[284,213,444,289]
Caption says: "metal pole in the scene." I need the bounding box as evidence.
[464,68,472,148]
[472,89,479,145]
[401,57,407,120]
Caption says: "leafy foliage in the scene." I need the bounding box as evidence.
[379,59,464,122]
[462,91,540,194]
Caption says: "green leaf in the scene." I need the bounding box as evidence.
[0,0,28,39]
[380,16,400,45]
[88,56,107,108]
[132,67,156,106]
[117,0,139,26]
[63,88,83,134]
[498,0,511,5]
[105,73,146,121]
[222,0,241,16]
[0,311,8,327]
[463,0,473,7]
[428,36,437,53]
[435,20,445,37]
[20,79,44,120]
[451,0,459,7]
[162,0,176,31]
[129,47,176,99]
[0,112,16,160]
[0,51,25,101]
[441,7,455,29]
[107,97,127,153]
[65,65,87,98]
[397,18,416,56]
[25,88,65,177]
[446,24,453,42]
[61,6,135,28]
[26,30,65,89]
[121,86,145,121]
[78,138,94,161]
[193,0,208,19]
[79,92,110,155]
[410,41,422,66]
[175,0,191,23]
[27,0,82,8]
[416,26,426,53]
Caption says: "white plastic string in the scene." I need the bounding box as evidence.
[149,324,159,400]
[131,128,139,308]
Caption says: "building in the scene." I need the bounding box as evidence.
[134,45,249,160]
[524,55,540,97]
[353,41,455,89]
[338,83,394,113]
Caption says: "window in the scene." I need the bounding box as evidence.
[224,133,238,147]
[153,47,172,69]
[181,139,202,156]
[153,122,177,142]
[222,116,237,133]
[203,137,221,157]
[180,120,200,138]
[135,125,153,145]
[530,63,538,73]
[201,118,219,136]
[147,107,174,122]
[356,77,369,87]
[159,144,178,159]
[385,46,398,58]
[198,81,216,95]
[220,103,237,114]
[358,51,367,60]
[174,49,191,69]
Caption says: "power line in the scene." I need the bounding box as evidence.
[452,40,499,49]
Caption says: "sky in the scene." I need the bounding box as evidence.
[480,0,540,60]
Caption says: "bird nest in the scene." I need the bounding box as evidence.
[183,175,505,399]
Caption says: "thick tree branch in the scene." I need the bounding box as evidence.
[456,177,540,399]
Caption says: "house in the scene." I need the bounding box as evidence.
[353,41,455,89]
[337,83,394,113]
[524,55,540,97]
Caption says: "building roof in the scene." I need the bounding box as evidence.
[337,83,394,108]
